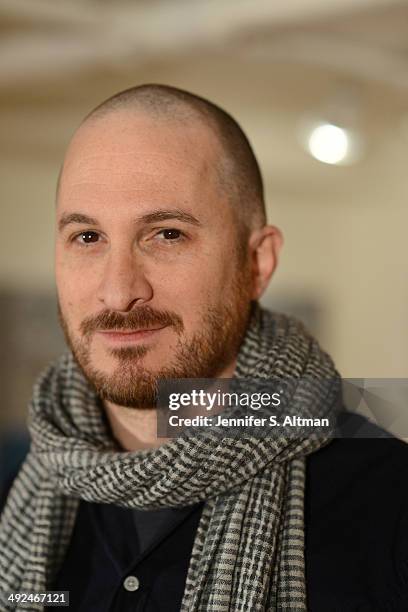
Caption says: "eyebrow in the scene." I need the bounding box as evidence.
[58,209,202,232]
[58,213,97,232]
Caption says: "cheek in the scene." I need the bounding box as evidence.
[56,260,99,324]
[155,256,238,326]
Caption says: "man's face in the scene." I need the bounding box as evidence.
[55,110,254,408]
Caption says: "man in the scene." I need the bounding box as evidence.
[0,84,407,612]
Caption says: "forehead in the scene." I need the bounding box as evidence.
[58,110,229,220]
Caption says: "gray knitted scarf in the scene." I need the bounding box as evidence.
[0,304,342,611]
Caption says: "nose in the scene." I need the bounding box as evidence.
[97,247,153,312]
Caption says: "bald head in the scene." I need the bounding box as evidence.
[55,84,282,405]
[75,84,266,236]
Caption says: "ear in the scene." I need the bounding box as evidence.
[248,225,283,300]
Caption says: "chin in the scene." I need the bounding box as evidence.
[96,348,164,372]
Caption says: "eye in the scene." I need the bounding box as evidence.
[158,229,184,241]
[75,231,100,245]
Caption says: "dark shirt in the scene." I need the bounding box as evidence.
[52,500,203,611]
[13,412,408,610]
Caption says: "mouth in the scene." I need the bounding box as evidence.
[96,326,167,343]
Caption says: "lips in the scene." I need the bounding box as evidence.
[97,326,167,343]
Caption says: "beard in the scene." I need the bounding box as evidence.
[58,256,253,409]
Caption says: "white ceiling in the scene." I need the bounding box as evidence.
[1,0,408,91]
[1,0,408,194]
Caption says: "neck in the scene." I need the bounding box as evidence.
[103,357,238,452]
[104,402,167,451]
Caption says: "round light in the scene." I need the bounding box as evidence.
[308,123,349,165]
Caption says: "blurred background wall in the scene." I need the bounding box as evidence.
[1,0,407,452]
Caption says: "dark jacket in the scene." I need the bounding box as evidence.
[2,412,408,611]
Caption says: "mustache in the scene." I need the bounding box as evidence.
[79,306,184,336]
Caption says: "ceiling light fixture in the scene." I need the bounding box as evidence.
[307,123,350,165]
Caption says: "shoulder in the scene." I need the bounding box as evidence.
[0,430,30,514]
[305,412,408,608]
[308,410,408,472]
[306,410,408,499]
[305,409,408,550]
